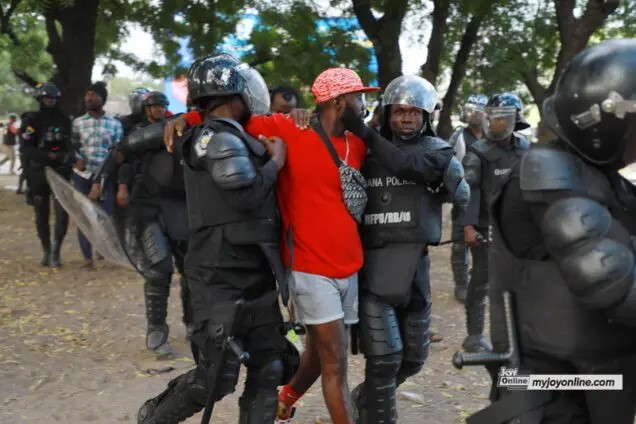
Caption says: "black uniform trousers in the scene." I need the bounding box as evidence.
[28,168,69,249]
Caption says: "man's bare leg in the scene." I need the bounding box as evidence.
[311,320,352,424]
[288,331,321,392]
[278,321,353,423]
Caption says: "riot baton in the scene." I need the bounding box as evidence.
[200,299,251,424]
[350,323,359,355]
[436,234,486,246]
[452,291,520,369]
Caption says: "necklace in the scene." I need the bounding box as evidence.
[342,132,350,165]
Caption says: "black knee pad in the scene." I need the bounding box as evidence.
[192,313,245,402]
[366,352,403,379]
[141,222,171,264]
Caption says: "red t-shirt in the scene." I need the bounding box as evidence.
[182,112,366,278]
[247,114,365,278]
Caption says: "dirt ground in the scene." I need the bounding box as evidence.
[0,175,491,424]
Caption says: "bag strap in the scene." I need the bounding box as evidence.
[311,116,342,168]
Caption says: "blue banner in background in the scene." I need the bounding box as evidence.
[163,37,194,114]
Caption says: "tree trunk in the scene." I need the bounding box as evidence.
[351,0,408,88]
[437,14,485,139]
[370,33,403,88]
[421,0,450,85]
[45,0,100,118]
[523,0,620,115]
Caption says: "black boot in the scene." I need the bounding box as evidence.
[137,369,207,424]
[40,242,51,267]
[145,282,174,358]
[462,334,492,352]
[49,240,62,268]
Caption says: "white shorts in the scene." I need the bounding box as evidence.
[289,271,359,325]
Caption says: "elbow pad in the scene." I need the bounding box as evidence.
[443,156,470,208]
[462,153,481,186]
[205,132,256,190]
[542,197,634,309]
[125,122,165,153]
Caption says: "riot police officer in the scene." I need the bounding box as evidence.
[20,82,73,268]
[461,92,530,353]
[342,75,470,424]
[119,87,150,136]
[448,93,488,302]
[115,91,193,358]
[137,54,296,423]
[477,38,636,424]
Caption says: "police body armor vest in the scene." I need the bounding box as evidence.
[360,135,448,247]
[489,145,636,359]
[182,119,279,241]
[469,135,529,228]
[27,109,71,173]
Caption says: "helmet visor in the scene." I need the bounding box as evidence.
[236,64,270,115]
[382,76,438,113]
[464,103,485,126]
[483,107,516,141]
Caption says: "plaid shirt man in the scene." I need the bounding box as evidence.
[72,112,123,175]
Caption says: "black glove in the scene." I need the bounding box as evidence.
[341,107,370,140]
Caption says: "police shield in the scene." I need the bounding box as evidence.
[45,167,135,270]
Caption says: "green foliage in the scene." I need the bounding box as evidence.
[243,2,373,91]
[107,77,162,100]
[3,0,635,119]
[592,0,636,40]
[0,5,54,83]
[0,5,52,115]
[131,0,253,77]
[442,0,635,115]
[0,51,38,116]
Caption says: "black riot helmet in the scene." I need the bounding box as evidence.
[143,91,169,108]
[187,53,270,115]
[35,82,61,100]
[544,39,636,166]
[460,93,488,123]
[129,87,150,115]
[380,75,439,140]
[486,92,529,131]
[35,82,61,109]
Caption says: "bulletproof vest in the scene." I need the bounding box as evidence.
[489,143,636,359]
[182,118,279,239]
[469,135,529,227]
[25,108,71,171]
[360,135,448,247]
